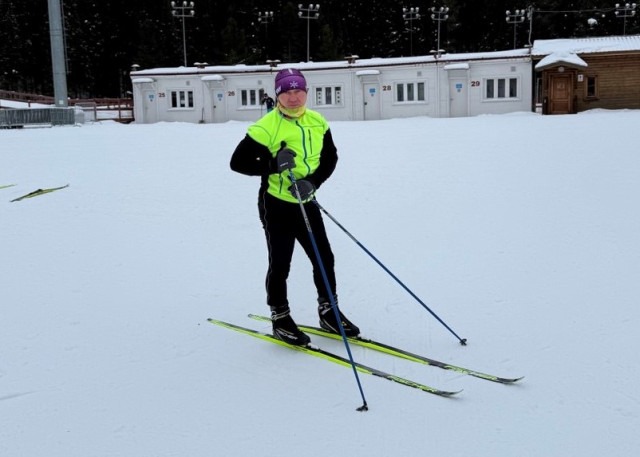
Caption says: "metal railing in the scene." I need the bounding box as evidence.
[0,107,75,128]
[0,90,134,123]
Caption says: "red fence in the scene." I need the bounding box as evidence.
[0,90,134,123]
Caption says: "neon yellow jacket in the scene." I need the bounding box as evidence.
[246,108,331,203]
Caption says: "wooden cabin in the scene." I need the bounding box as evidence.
[532,36,640,115]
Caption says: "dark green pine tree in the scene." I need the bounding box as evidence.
[315,24,341,61]
[2,0,639,97]
[446,0,511,52]
[220,17,249,64]
[333,0,398,58]
[0,0,51,94]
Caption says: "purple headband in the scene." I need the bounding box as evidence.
[274,68,307,96]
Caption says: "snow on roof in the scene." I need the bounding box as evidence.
[201,75,225,81]
[355,70,381,76]
[535,52,588,70]
[444,63,470,70]
[532,35,640,56]
[131,77,155,83]
[130,48,531,77]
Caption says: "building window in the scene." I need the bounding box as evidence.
[170,90,194,108]
[498,79,506,98]
[586,76,598,99]
[240,88,265,107]
[484,77,519,100]
[395,82,426,103]
[314,86,343,106]
[509,78,518,98]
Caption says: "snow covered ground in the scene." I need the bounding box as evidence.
[2,110,639,456]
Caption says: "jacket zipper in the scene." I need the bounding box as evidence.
[296,122,312,176]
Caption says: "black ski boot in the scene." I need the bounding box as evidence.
[271,306,311,346]
[318,297,360,337]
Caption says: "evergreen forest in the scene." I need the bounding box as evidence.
[1,0,638,98]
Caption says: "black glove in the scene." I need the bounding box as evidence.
[289,179,315,201]
[275,145,297,173]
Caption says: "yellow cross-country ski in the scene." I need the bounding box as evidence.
[208,317,461,397]
[10,184,69,202]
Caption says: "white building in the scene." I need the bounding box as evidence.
[130,49,532,124]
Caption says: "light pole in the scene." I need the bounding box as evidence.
[257,11,274,59]
[298,4,320,62]
[430,6,449,58]
[47,0,68,107]
[402,7,421,56]
[615,3,637,35]
[505,9,526,49]
[171,1,195,66]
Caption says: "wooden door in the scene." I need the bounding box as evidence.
[549,74,572,114]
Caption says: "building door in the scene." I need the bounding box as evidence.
[549,74,572,114]
[449,78,468,117]
[363,83,381,120]
[143,90,158,123]
[212,91,226,123]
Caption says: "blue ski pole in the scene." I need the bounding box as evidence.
[289,172,370,411]
[313,199,467,346]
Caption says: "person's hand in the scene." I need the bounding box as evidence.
[289,179,315,201]
[276,144,296,173]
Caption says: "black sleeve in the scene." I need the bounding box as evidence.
[230,135,275,176]
[307,128,338,189]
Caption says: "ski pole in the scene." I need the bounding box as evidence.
[289,172,369,411]
[312,199,468,346]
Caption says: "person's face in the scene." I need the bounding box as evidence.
[277,89,307,109]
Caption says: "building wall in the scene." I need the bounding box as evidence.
[302,70,357,121]
[131,56,533,124]
[466,60,533,116]
[373,65,440,119]
[577,53,640,112]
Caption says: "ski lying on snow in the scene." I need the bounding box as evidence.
[207,318,461,397]
[248,314,523,384]
[10,184,69,202]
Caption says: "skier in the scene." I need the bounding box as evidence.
[230,68,360,345]
[261,93,275,112]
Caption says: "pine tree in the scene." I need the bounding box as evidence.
[1,0,638,97]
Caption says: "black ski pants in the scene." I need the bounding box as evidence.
[258,192,336,309]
